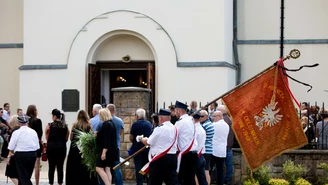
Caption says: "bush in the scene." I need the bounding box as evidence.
[282,160,307,184]
[318,163,328,184]
[269,178,290,185]
[294,178,311,185]
[253,165,272,185]
[243,179,260,185]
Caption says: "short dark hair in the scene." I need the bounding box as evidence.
[302,102,308,107]
[3,103,9,107]
[169,105,175,111]
[151,113,159,124]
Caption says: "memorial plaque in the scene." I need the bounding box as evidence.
[62,89,79,112]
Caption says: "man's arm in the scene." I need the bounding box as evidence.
[141,137,149,146]
[129,135,134,143]
[130,122,136,142]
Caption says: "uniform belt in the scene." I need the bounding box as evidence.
[190,151,198,154]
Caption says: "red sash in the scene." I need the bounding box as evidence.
[198,148,203,158]
[139,127,178,175]
[176,124,196,173]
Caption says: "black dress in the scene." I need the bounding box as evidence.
[66,126,98,185]
[5,127,20,178]
[96,120,118,168]
[29,118,43,157]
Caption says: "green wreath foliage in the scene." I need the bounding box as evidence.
[73,129,98,178]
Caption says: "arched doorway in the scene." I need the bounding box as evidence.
[88,34,155,113]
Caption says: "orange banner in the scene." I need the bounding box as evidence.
[222,66,307,171]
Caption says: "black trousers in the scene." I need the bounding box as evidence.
[149,154,179,185]
[196,154,208,185]
[15,151,37,185]
[213,156,225,185]
[47,148,66,184]
[178,151,198,185]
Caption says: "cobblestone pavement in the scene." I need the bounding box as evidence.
[0,181,139,185]
[0,181,140,185]
[0,160,139,185]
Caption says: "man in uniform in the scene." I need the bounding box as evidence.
[138,108,179,185]
[193,112,208,185]
[175,100,198,185]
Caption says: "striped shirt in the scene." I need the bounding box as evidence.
[201,119,214,154]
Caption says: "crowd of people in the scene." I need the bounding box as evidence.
[0,101,234,185]
[131,101,234,185]
[299,102,328,149]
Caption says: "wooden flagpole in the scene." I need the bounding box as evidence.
[190,49,300,116]
[113,146,148,170]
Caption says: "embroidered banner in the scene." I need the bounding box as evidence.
[222,66,308,171]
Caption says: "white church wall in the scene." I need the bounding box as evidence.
[24,0,232,65]
[21,0,234,132]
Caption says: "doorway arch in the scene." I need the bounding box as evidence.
[87,33,156,113]
[65,10,177,113]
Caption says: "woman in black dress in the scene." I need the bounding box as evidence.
[5,115,20,185]
[45,109,69,185]
[66,110,97,185]
[96,108,118,185]
[26,105,43,185]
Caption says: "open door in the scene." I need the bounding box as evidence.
[88,63,101,115]
[147,63,155,114]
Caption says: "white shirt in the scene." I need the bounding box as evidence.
[8,125,40,152]
[2,110,10,124]
[147,121,178,156]
[175,114,197,152]
[212,119,229,157]
[193,122,206,154]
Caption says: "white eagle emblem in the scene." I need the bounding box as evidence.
[254,102,283,130]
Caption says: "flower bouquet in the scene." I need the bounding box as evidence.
[73,129,98,177]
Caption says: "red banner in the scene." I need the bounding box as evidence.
[222,66,307,171]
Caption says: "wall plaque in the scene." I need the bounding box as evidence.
[62,89,79,112]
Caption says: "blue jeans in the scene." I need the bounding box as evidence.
[134,151,148,185]
[114,160,123,185]
[224,148,233,184]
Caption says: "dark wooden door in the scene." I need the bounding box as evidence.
[147,63,155,114]
[88,63,101,115]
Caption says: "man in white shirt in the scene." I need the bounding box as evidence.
[7,114,39,185]
[174,100,198,185]
[212,111,229,185]
[193,112,208,185]
[2,103,11,126]
[140,108,179,185]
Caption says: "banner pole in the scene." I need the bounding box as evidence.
[191,49,300,116]
[113,146,148,170]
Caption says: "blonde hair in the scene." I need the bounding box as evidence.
[99,108,112,122]
[9,115,20,128]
